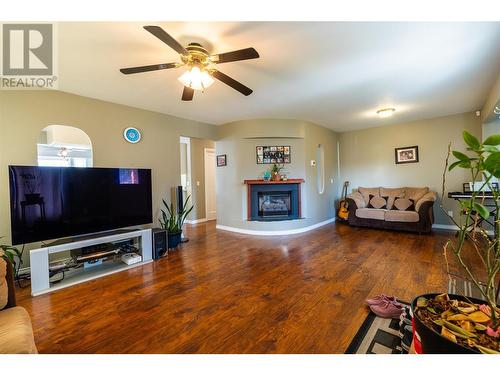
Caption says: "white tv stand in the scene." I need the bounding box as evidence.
[30,228,152,296]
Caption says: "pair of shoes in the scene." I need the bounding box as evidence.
[366,294,404,319]
[365,294,397,306]
[370,300,405,319]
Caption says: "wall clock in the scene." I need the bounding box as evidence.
[123,127,141,143]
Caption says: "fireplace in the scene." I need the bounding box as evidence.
[258,191,292,218]
[244,179,303,222]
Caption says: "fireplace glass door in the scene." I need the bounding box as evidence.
[257,191,292,218]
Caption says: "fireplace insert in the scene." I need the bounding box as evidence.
[258,192,292,217]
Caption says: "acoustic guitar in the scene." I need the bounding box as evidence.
[337,181,349,221]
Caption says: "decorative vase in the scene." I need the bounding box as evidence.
[167,231,182,249]
[273,173,280,182]
[411,293,489,354]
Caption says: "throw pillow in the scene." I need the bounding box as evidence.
[392,198,415,211]
[367,194,387,209]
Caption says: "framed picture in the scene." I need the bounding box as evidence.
[395,146,419,164]
[217,154,227,167]
[256,146,291,164]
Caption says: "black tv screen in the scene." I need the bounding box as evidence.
[9,166,152,245]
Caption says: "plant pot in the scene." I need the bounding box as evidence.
[167,231,182,249]
[273,173,280,182]
[411,293,488,354]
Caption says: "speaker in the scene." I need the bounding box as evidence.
[152,228,168,259]
[171,186,184,214]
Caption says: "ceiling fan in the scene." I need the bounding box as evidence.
[120,26,260,101]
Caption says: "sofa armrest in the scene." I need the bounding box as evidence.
[1,258,16,310]
[415,191,437,212]
[346,192,365,209]
[417,200,435,225]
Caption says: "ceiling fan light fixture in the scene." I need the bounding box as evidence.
[178,66,214,91]
[376,108,396,118]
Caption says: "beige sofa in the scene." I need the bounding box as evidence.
[346,187,437,233]
[0,256,38,354]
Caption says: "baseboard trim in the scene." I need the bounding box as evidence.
[216,218,336,236]
[432,223,494,236]
[185,218,209,224]
[432,224,459,231]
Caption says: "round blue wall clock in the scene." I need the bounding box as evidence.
[123,127,141,143]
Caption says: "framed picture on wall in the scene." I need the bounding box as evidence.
[395,146,419,164]
[217,154,227,167]
[256,146,291,164]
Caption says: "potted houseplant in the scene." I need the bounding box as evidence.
[270,163,284,182]
[412,131,499,354]
[0,237,21,277]
[159,195,194,249]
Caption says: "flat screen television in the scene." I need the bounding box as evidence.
[8,166,152,245]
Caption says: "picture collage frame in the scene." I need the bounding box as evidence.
[256,146,291,164]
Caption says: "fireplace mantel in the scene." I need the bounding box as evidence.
[243,179,305,185]
[244,179,304,221]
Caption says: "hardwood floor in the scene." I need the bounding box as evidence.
[16,221,456,353]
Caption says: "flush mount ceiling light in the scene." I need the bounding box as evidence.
[376,108,396,118]
[178,66,214,91]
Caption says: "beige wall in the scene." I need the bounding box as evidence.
[190,137,216,220]
[215,119,339,231]
[0,90,216,265]
[338,112,482,225]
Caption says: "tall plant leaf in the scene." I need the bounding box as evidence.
[463,131,480,151]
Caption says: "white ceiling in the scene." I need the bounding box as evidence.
[57,22,500,132]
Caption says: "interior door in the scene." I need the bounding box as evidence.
[204,148,217,221]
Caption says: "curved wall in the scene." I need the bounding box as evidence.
[215,119,339,233]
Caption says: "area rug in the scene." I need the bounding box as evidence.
[345,301,409,354]
[345,276,498,354]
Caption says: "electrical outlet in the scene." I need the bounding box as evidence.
[447,211,453,217]
[330,178,334,184]
[196,181,200,187]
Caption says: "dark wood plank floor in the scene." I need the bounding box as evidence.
[17,222,456,353]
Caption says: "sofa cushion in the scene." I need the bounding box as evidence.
[392,198,415,211]
[404,187,429,202]
[385,210,420,223]
[0,258,7,310]
[415,191,437,212]
[367,194,387,209]
[380,188,405,209]
[358,187,380,205]
[347,191,366,208]
[355,208,386,220]
[0,306,37,354]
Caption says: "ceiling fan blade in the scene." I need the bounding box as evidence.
[211,48,259,64]
[212,70,253,96]
[143,25,189,56]
[181,86,194,101]
[120,62,179,75]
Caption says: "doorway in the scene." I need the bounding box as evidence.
[204,148,217,221]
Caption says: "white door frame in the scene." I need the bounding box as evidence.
[204,147,216,221]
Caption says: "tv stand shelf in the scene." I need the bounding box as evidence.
[30,229,152,296]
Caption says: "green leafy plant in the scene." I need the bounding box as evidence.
[159,195,194,234]
[441,130,500,332]
[0,237,21,273]
[270,163,284,175]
